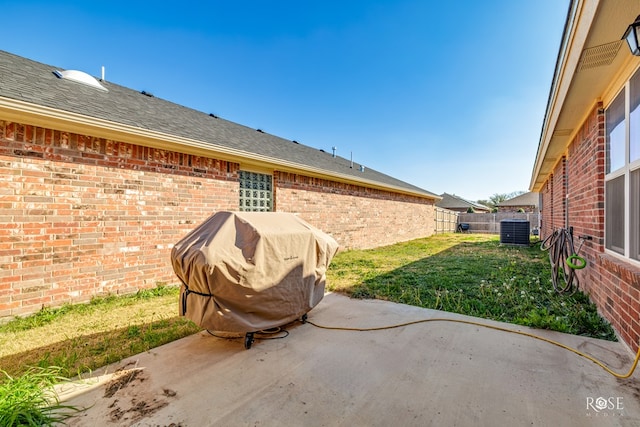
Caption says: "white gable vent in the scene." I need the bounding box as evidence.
[53,69,107,92]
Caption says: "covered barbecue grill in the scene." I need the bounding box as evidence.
[171,211,339,348]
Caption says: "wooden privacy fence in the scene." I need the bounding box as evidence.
[434,207,459,233]
[456,212,540,234]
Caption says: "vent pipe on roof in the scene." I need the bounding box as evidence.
[101,66,105,81]
[350,151,353,169]
[332,146,337,157]
[359,165,365,172]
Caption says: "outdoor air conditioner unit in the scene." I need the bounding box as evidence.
[500,219,530,246]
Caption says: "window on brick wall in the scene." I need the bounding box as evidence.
[606,90,625,173]
[605,175,625,254]
[238,170,273,212]
[605,67,640,261]
[632,169,640,260]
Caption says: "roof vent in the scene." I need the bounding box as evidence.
[256,129,264,133]
[577,41,622,72]
[209,113,219,118]
[141,90,154,97]
[292,140,299,144]
[53,69,107,92]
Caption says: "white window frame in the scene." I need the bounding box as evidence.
[604,71,640,264]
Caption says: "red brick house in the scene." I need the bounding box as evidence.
[530,0,640,351]
[0,50,440,318]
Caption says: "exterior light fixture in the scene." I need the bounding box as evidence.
[623,15,640,56]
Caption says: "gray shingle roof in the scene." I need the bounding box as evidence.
[435,193,490,211]
[496,192,539,207]
[0,50,438,199]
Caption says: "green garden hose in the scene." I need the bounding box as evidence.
[566,254,587,270]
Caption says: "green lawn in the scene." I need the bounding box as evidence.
[0,233,616,383]
[327,233,616,341]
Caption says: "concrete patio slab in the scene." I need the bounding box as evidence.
[62,293,640,426]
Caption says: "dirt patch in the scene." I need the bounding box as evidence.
[618,378,640,400]
[104,368,144,398]
[98,365,179,424]
[108,396,169,422]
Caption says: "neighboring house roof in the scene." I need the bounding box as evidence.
[496,192,539,208]
[435,193,491,212]
[0,50,439,200]
[530,0,637,191]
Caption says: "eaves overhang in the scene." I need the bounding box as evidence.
[529,0,640,192]
[0,96,439,201]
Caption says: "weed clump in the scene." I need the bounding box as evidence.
[0,366,83,426]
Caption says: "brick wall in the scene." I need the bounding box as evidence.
[566,104,605,251]
[1,120,437,319]
[553,157,567,229]
[274,172,436,250]
[540,180,551,237]
[0,120,239,318]
[539,105,640,351]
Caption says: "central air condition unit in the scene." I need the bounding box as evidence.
[500,219,530,246]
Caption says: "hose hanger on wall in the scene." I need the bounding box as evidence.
[541,227,590,295]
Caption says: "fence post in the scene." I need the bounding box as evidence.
[434,207,459,233]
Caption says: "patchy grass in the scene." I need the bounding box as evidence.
[327,233,616,341]
[0,234,616,388]
[0,286,200,381]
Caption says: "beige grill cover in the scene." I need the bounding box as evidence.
[171,211,339,332]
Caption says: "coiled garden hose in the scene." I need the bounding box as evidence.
[306,317,640,379]
[540,228,587,295]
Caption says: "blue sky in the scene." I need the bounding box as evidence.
[2,0,568,202]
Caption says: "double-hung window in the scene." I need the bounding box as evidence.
[605,66,640,261]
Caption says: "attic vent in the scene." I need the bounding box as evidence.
[577,41,622,72]
[53,70,107,92]
[292,140,299,144]
[141,90,154,97]
[552,129,573,137]
[256,129,264,133]
[209,113,218,118]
